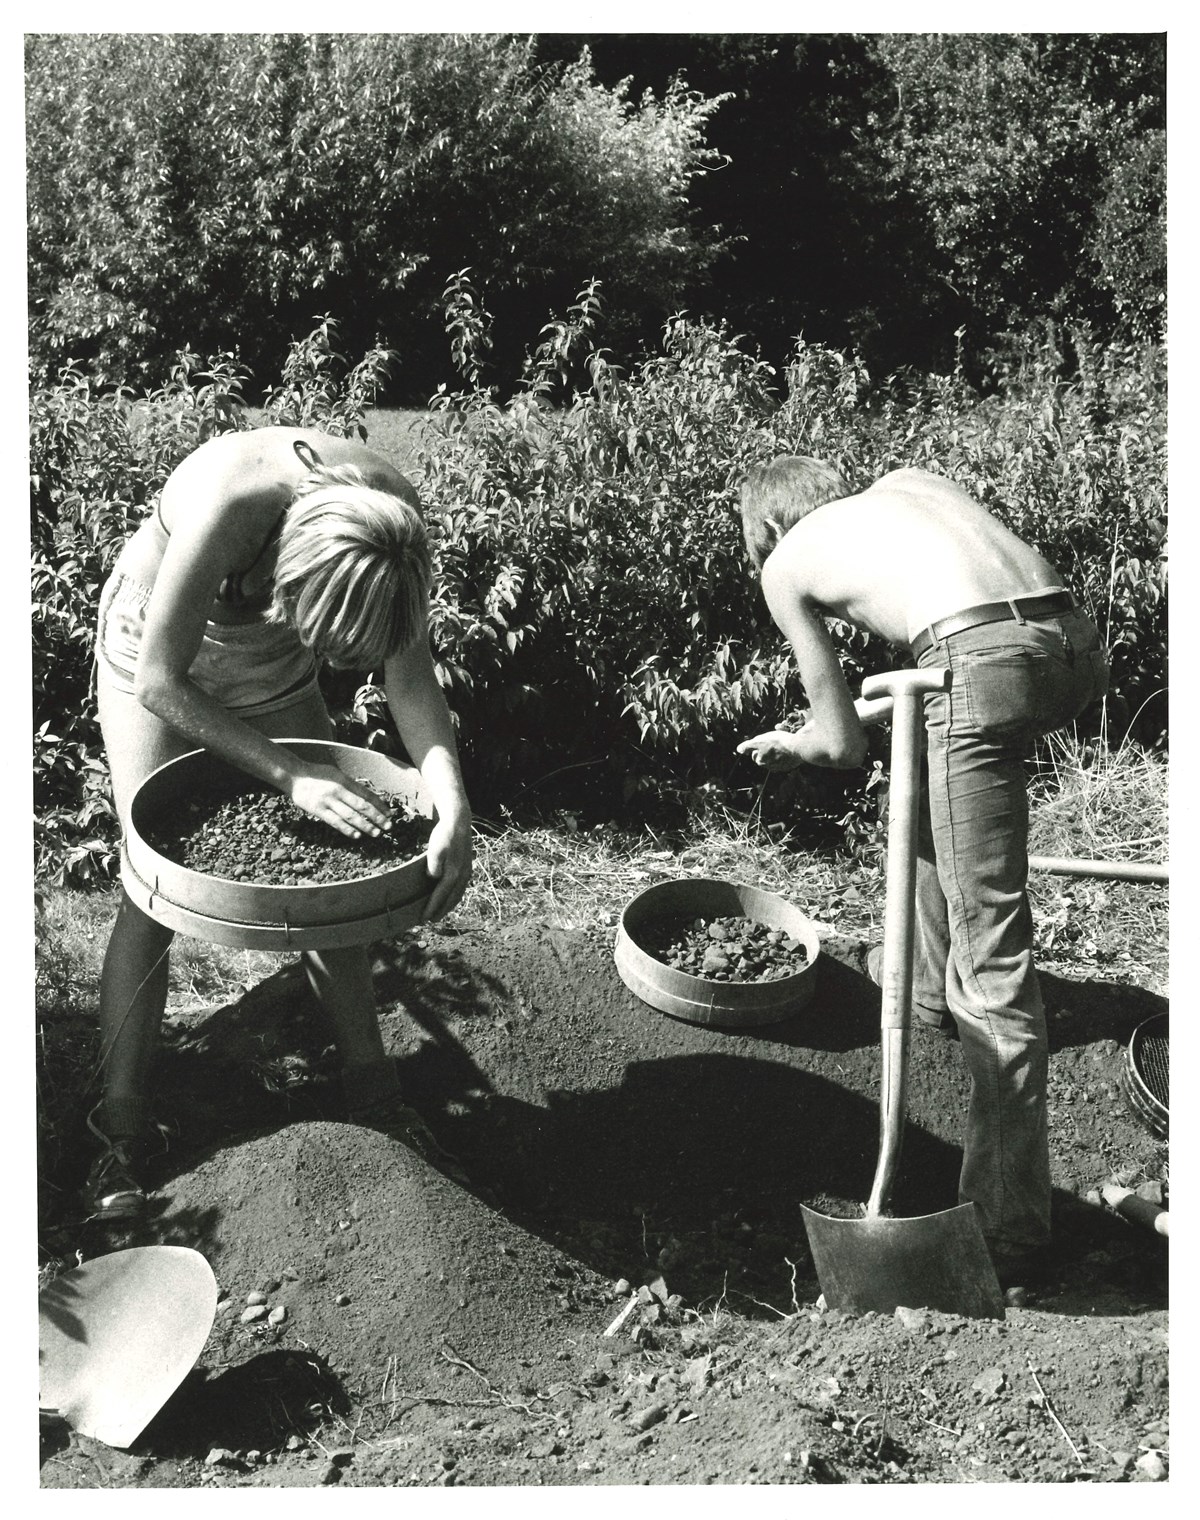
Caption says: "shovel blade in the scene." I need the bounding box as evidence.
[801,1203,1005,1319]
[39,1246,218,1448]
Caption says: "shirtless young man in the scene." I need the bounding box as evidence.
[736,457,1109,1285]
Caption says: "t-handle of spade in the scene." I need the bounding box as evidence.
[858,667,952,1217]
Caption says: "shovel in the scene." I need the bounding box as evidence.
[39,1245,218,1448]
[801,668,1005,1319]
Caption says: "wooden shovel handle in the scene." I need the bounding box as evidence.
[862,667,950,1217]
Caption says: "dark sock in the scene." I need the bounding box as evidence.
[99,1095,151,1139]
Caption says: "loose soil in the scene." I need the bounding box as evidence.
[39,922,1168,1488]
[144,785,432,885]
[637,913,810,982]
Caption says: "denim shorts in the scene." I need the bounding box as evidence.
[96,572,320,718]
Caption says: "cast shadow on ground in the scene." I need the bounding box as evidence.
[1039,969,1167,1054]
[38,1345,339,1476]
[139,931,1166,1320]
[136,1346,349,1461]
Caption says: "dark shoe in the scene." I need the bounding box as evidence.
[84,1108,151,1221]
[864,945,957,1038]
[349,1092,469,1183]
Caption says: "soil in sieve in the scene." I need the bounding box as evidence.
[144,784,433,885]
[636,913,810,982]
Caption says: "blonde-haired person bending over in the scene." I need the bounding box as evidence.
[88,427,473,1219]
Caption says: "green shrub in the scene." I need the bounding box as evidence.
[865,324,1167,741]
[25,34,724,392]
[412,291,1165,819]
[31,295,1167,884]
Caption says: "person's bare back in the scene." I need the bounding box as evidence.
[773,467,1064,648]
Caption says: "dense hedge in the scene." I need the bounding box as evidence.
[31,307,1166,886]
[25,33,722,393]
[27,33,1164,395]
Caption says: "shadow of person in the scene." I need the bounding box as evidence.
[153,932,510,1160]
[1039,967,1168,1054]
[136,920,1167,1320]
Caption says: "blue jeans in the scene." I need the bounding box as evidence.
[912,609,1108,1252]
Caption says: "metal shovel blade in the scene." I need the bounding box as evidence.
[39,1246,218,1448]
[801,1203,1005,1319]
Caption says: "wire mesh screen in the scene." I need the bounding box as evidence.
[1135,1025,1169,1107]
[1126,1013,1168,1137]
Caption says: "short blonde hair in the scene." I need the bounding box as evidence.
[739,455,852,569]
[269,462,431,669]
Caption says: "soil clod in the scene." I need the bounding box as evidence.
[636,913,809,982]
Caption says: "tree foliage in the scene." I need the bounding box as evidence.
[25,33,724,391]
[544,32,1166,374]
[30,295,1166,886]
[27,33,1164,391]
[867,33,1166,352]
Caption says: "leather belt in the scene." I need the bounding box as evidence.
[910,590,1075,659]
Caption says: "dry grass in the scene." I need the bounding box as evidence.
[1026,730,1169,994]
[33,734,1169,1155]
[34,732,1168,1022]
[1028,726,1168,865]
[455,808,885,945]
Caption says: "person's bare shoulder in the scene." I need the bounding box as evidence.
[862,466,979,510]
[298,428,421,508]
[864,466,941,493]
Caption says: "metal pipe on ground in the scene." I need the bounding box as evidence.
[1028,856,1168,885]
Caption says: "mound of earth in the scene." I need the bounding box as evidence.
[41,921,1168,1487]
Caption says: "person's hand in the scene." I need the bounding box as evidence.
[736,730,805,772]
[287,764,394,838]
[422,814,473,921]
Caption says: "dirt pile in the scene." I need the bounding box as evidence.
[162,1121,613,1399]
[41,920,1168,1487]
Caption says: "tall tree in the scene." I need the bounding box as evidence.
[869,33,1166,350]
[26,33,725,393]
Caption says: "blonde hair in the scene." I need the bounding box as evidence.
[268,462,431,669]
[739,455,852,569]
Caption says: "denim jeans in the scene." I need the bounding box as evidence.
[912,608,1108,1252]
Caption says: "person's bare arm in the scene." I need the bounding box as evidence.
[736,549,868,771]
[383,635,473,920]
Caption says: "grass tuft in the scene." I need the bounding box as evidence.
[1028,726,1168,865]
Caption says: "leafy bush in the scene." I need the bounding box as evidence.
[412,285,1165,824]
[864,324,1167,741]
[31,297,1167,884]
[869,34,1166,351]
[25,33,723,392]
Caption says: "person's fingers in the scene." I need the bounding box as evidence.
[423,868,467,922]
[325,806,364,839]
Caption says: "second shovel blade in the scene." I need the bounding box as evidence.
[801,1203,1004,1319]
[39,1245,218,1448]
